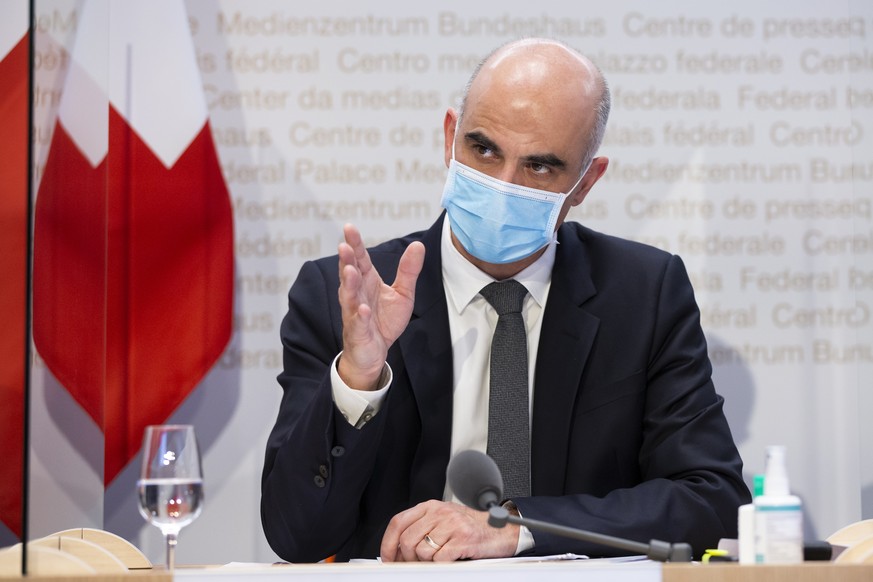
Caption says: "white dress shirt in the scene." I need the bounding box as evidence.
[438,218,555,497]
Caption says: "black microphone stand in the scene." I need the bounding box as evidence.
[488,505,694,562]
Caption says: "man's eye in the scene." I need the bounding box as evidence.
[529,163,550,174]
[473,144,494,157]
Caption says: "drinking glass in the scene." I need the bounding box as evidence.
[137,425,204,570]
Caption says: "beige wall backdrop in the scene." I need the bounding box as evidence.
[24,0,873,565]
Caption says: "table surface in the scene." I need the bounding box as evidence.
[4,560,872,582]
[168,560,873,582]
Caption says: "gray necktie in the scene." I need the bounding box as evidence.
[480,279,530,499]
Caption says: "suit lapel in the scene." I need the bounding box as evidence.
[397,215,454,503]
[531,225,600,496]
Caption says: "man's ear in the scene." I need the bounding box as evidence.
[570,156,609,207]
[443,108,458,168]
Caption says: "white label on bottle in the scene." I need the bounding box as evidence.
[755,505,803,564]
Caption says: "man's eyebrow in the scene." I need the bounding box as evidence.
[524,153,566,170]
[464,130,568,170]
[464,131,502,155]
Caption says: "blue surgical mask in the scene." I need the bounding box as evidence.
[440,137,588,264]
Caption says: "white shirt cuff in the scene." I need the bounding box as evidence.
[502,501,535,554]
[517,524,535,554]
[330,352,392,428]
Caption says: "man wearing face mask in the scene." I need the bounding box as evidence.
[261,38,750,563]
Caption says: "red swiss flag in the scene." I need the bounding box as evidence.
[32,1,233,485]
[0,23,29,540]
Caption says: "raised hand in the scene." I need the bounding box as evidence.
[336,223,425,391]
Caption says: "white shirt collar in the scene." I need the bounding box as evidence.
[440,217,556,315]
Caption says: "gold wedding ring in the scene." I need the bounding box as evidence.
[423,533,443,551]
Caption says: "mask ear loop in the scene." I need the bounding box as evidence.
[548,162,593,245]
[566,159,594,196]
[451,119,459,162]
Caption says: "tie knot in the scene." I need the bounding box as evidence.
[480,279,528,315]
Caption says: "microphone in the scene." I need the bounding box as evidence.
[447,449,503,510]
[446,450,693,562]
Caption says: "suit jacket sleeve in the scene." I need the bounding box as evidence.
[260,258,388,563]
[516,252,750,558]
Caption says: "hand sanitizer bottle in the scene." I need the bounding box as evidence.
[754,445,803,563]
[738,474,764,564]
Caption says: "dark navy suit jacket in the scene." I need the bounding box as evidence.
[261,214,750,562]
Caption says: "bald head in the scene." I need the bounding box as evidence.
[459,39,610,170]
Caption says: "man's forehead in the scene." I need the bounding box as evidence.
[460,93,589,159]
[479,40,599,90]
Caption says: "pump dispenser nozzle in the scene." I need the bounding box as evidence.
[764,445,790,496]
[755,445,803,563]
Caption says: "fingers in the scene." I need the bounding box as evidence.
[337,263,366,322]
[337,224,376,349]
[399,532,446,562]
[342,223,374,278]
[338,262,376,356]
[422,533,444,553]
[393,241,425,300]
[339,224,424,308]
[381,500,520,562]
[337,223,383,324]
[379,501,469,563]
[381,503,428,562]
[382,501,454,562]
